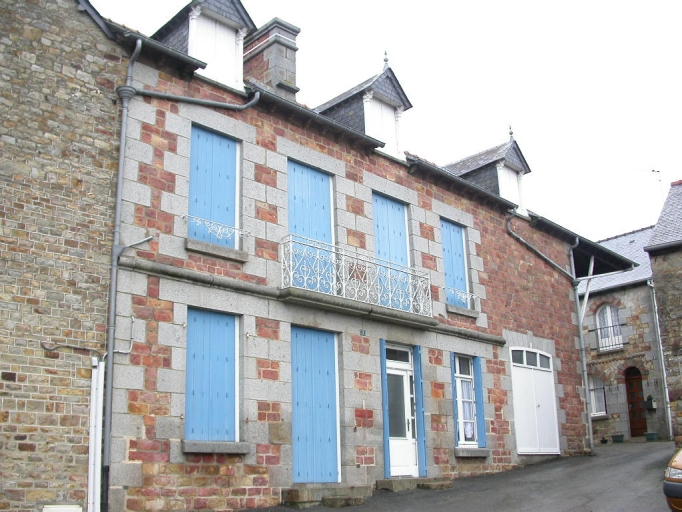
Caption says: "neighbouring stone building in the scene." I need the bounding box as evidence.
[1,1,635,511]
[580,227,670,444]
[0,0,127,510]
[645,180,682,444]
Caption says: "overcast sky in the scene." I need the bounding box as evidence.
[93,0,681,242]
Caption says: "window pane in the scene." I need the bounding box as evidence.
[539,354,550,369]
[512,350,524,365]
[458,356,472,376]
[387,374,407,437]
[526,351,537,367]
[386,348,410,363]
[464,421,475,442]
[461,380,474,401]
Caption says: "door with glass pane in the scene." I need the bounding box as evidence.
[386,348,418,476]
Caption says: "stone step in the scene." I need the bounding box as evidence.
[282,485,373,508]
[376,477,452,492]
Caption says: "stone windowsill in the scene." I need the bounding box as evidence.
[185,238,248,263]
[591,414,609,421]
[454,447,491,458]
[446,304,480,319]
[181,440,251,454]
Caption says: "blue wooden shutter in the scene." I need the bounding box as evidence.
[451,352,459,447]
[473,356,486,448]
[189,126,237,248]
[412,345,427,477]
[185,308,236,441]
[441,219,468,308]
[288,161,332,243]
[373,194,409,310]
[292,326,338,483]
[380,339,390,478]
[288,162,332,292]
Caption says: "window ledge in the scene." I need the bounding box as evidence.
[446,304,480,318]
[182,440,250,454]
[591,414,609,421]
[186,238,248,263]
[454,447,491,458]
[597,346,625,354]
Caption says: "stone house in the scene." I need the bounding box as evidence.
[579,227,670,444]
[0,0,635,511]
[0,0,128,510]
[645,181,682,444]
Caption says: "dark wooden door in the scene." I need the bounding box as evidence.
[625,367,647,437]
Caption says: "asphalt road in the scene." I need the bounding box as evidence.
[263,440,676,512]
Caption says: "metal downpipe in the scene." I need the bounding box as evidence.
[101,37,142,512]
[649,279,674,440]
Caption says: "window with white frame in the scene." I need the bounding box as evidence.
[589,375,607,416]
[185,308,238,441]
[596,304,622,351]
[452,354,486,447]
[188,125,240,249]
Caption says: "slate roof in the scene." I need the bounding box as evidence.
[578,226,654,295]
[646,180,682,252]
[315,67,412,113]
[443,139,531,176]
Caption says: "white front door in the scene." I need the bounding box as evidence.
[386,348,419,477]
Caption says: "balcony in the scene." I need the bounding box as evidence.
[597,324,623,352]
[281,234,432,317]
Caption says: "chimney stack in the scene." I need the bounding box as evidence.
[243,18,300,102]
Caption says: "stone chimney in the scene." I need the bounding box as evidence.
[243,18,300,102]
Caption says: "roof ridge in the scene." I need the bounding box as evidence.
[597,225,656,243]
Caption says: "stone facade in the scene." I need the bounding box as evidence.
[0,0,127,510]
[584,285,668,442]
[651,250,682,442]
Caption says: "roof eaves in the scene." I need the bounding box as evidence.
[405,153,517,209]
[246,82,385,152]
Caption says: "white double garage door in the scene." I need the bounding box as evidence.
[510,348,560,454]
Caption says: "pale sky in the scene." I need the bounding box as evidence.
[93,0,681,242]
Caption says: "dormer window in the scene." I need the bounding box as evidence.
[188,6,246,90]
[363,92,403,158]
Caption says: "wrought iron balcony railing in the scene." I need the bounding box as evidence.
[597,324,623,351]
[444,287,479,310]
[281,234,432,317]
[184,215,250,248]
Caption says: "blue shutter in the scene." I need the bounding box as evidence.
[189,126,237,248]
[288,162,332,292]
[185,308,236,441]
[441,219,468,308]
[292,326,338,483]
[473,357,486,448]
[412,345,427,477]
[380,339,390,478]
[451,352,459,447]
[373,194,409,310]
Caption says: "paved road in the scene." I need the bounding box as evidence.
[264,441,676,512]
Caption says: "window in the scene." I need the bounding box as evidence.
[589,375,607,416]
[188,126,239,248]
[451,354,486,448]
[596,304,622,351]
[185,308,238,441]
[441,219,470,308]
[373,193,410,311]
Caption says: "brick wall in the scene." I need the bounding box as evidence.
[0,0,127,510]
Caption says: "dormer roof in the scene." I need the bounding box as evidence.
[315,67,412,114]
[152,0,256,52]
[444,139,532,176]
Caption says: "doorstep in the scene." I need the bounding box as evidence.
[282,484,373,509]
[375,477,453,492]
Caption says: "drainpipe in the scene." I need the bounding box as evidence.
[101,37,143,512]
[571,244,595,455]
[649,279,673,440]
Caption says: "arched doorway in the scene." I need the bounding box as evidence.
[625,367,647,437]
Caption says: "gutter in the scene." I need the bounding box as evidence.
[644,240,682,253]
